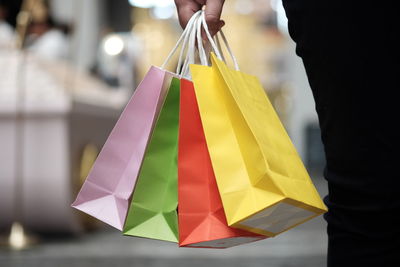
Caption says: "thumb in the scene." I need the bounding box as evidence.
[204,0,225,36]
[175,0,202,29]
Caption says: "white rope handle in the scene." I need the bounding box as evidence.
[181,14,209,78]
[164,10,240,77]
[178,11,228,69]
[180,15,200,78]
[161,10,201,70]
[215,34,226,63]
[175,11,202,74]
[200,12,223,61]
[218,30,240,71]
[200,12,240,71]
[197,15,208,66]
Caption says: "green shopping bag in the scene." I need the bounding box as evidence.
[123,77,180,242]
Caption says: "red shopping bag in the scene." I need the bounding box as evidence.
[178,79,266,248]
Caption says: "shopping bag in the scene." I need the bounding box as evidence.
[191,53,327,237]
[178,79,266,248]
[72,67,172,230]
[123,77,180,242]
[71,9,203,231]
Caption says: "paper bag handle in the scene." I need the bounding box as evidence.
[161,10,202,71]
[200,12,240,71]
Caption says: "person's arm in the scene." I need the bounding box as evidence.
[174,0,225,35]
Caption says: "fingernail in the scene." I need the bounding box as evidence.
[218,21,225,31]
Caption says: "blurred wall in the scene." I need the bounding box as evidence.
[50,0,104,70]
[285,40,319,160]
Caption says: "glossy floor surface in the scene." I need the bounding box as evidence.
[0,176,328,267]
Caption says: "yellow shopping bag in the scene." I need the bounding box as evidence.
[191,53,327,237]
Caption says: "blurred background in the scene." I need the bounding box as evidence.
[0,0,327,266]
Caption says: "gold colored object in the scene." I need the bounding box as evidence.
[15,0,43,49]
[79,144,99,185]
[76,144,100,230]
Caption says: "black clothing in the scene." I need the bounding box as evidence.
[282,1,400,266]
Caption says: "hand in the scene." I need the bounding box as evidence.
[174,0,225,36]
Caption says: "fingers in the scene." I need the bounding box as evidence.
[175,0,202,29]
[201,20,224,41]
[174,0,226,36]
[204,0,225,36]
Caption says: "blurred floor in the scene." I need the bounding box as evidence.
[0,176,327,267]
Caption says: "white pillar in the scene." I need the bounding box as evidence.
[50,0,105,70]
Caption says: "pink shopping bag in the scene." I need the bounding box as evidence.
[72,67,172,230]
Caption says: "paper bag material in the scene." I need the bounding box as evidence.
[190,55,327,237]
[123,77,180,242]
[178,79,266,248]
[72,67,172,230]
